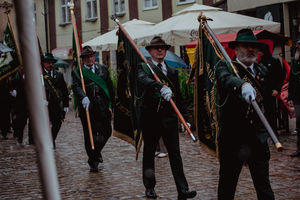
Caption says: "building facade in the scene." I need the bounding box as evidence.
[227,0,300,60]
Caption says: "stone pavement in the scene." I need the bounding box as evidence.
[0,109,300,200]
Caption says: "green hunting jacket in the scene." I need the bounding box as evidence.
[215,59,269,146]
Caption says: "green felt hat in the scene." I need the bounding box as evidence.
[228,29,266,51]
[41,53,57,62]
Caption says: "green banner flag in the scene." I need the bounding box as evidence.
[113,28,143,160]
[0,23,21,80]
[72,31,82,109]
[196,29,223,154]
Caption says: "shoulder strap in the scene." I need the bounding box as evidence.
[43,74,61,102]
[74,66,112,109]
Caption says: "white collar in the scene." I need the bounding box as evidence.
[84,64,95,72]
[151,59,167,75]
[236,58,254,69]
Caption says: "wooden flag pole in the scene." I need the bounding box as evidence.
[68,0,94,150]
[112,15,197,142]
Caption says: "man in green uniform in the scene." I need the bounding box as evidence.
[215,29,275,200]
[72,46,115,172]
[42,53,69,149]
[137,36,196,200]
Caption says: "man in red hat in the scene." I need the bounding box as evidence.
[215,29,274,200]
[137,36,196,200]
[72,46,115,172]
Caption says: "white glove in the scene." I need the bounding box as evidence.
[64,107,69,113]
[82,96,90,110]
[44,100,49,106]
[241,83,256,103]
[10,90,17,97]
[181,122,191,133]
[160,87,172,101]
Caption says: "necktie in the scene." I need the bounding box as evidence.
[157,63,162,70]
[247,67,254,76]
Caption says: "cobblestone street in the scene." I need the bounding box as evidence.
[0,109,300,200]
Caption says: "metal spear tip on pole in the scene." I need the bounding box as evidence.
[110,15,119,23]
[191,134,197,143]
[197,13,213,22]
[67,0,74,9]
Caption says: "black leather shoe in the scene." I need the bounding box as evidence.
[98,153,103,163]
[88,160,99,173]
[145,188,157,199]
[290,150,300,157]
[178,189,197,199]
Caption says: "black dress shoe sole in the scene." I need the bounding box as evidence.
[145,189,157,199]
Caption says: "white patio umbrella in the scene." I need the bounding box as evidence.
[135,3,281,47]
[83,19,154,51]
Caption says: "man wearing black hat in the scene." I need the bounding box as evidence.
[72,46,115,172]
[288,39,300,157]
[137,36,196,199]
[215,29,274,199]
[42,53,69,149]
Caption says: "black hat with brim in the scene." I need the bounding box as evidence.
[80,46,96,57]
[42,53,57,62]
[145,36,171,51]
[228,29,266,51]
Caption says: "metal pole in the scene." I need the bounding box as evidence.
[43,0,49,53]
[14,0,61,199]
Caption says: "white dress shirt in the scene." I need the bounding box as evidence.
[151,59,167,76]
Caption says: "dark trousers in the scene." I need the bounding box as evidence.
[80,114,112,163]
[265,97,278,133]
[142,113,188,194]
[218,141,274,200]
[48,106,63,142]
[13,109,29,143]
[0,104,10,137]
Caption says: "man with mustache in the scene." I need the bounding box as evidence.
[215,29,275,200]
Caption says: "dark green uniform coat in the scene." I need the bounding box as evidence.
[216,59,274,200]
[72,63,115,165]
[137,61,191,196]
[43,69,69,143]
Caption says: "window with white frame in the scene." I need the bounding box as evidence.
[60,0,71,24]
[177,0,195,5]
[113,0,125,16]
[143,0,158,10]
[86,0,98,20]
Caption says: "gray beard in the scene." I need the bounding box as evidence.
[238,55,256,66]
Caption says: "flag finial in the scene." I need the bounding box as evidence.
[68,0,74,10]
[0,1,13,14]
